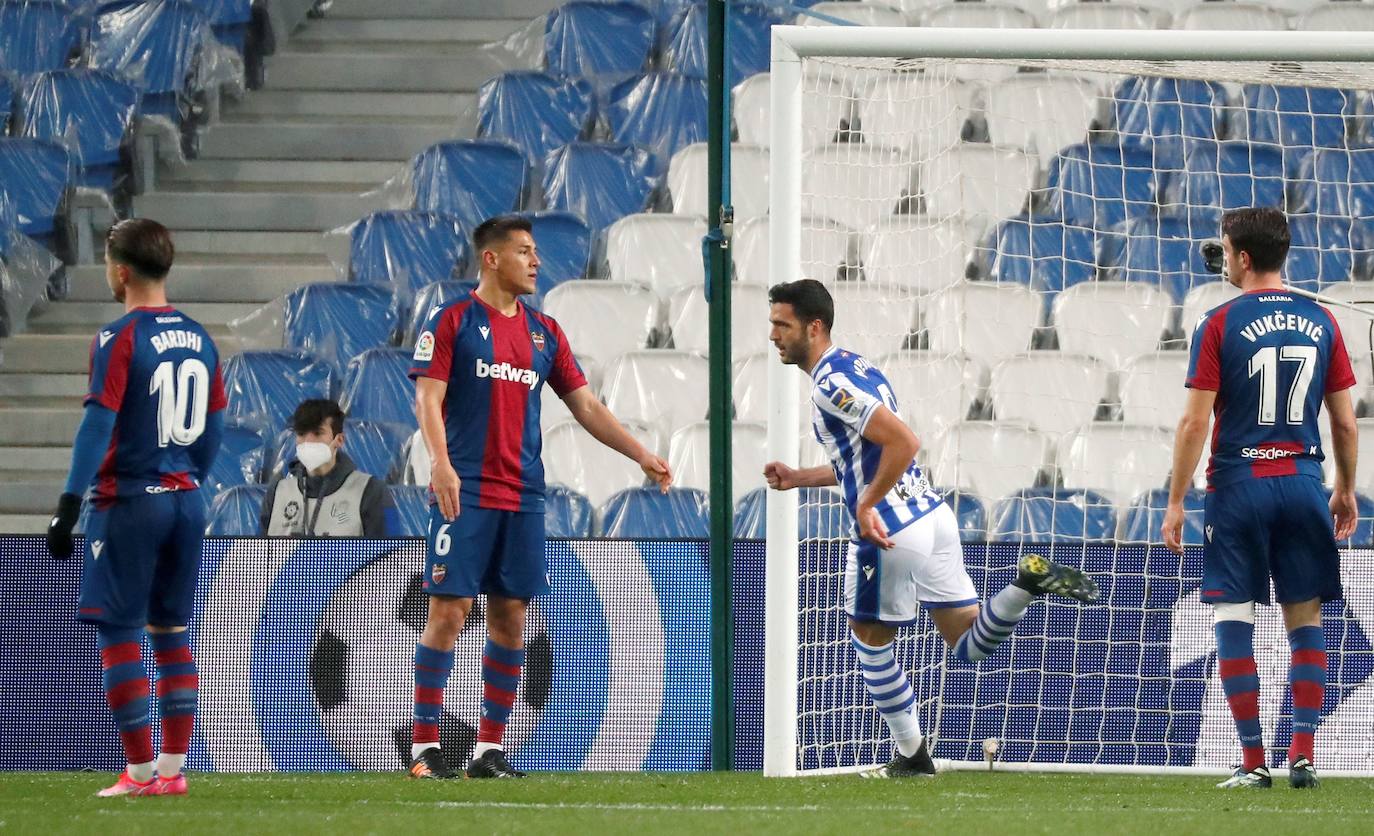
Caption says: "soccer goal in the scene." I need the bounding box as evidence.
[763,25,1374,777]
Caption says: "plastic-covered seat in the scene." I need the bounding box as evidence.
[921,2,1034,83]
[540,353,600,432]
[603,349,709,437]
[546,484,595,537]
[0,138,72,245]
[1300,2,1374,30]
[1112,76,1229,171]
[990,488,1117,543]
[194,0,252,53]
[204,484,268,536]
[983,214,1097,295]
[1052,280,1170,370]
[668,142,769,220]
[1292,147,1374,219]
[1049,3,1156,29]
[853,73,973,156]
[1121,487,1207,545]
[338,347,415,430]
[984,75,1101,168]
[877,350,985,436]
[989,353,1110,437]
[731,351,769,424]
[410,140,526,232]
[477,72,594,166]
[922,144,1036,225]
[732,70,850,149]
[602,487,710,537]
[1315,283,1374,364]
[1181,281,1242,343]
[544,0,657,80]
[403,280,477,344]
[802,144,913,231]
[387,485,429,536]
[544,418,660,508]
[87,0,212,128]
[0,0,80,75]
[542,142,657,233]
[1287,214,1359,290]
[540,280,661,368]
[204,424,265,494]
[1102,213,1214,304]
[925,421,1052,506]
[922,282,1042,364]
[660,2,780,82]
[268,420,410,482]
[732,486,852,540]
[523,210,593,292]
[940,489,988,542]
[667,282,770,358]
[1171,141,1285,217]
[798,1,907,26]
[1178,2,1288,30]
[284,283,399,372]
[221,349,335,431]
[667,420,767,499]
[348,210,468,295]
[1057,423,1174,506]
[1049,141,1159,229]
[1241,84,1353,169]
[733,215,853,285]
[606,72,708,167]
[829,284,917,360]
[862,218,972,294]
[605,213,706,294]
[1118,351,1190,428]
[17,69,140,194]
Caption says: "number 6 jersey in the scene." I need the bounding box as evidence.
[1187,289,1356,490]
[86,305,227,501]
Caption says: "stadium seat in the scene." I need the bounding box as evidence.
[401,429,429,486]
[731,351,769,424]
[539,352,602,433]
[922,144,1037,225]
[1049,141,1160,230]
[284,283,399,373]
[541,280,661,368]
[204,423,266,494]
[830,284,917,359]
[862,218,972,295]
[268,420,410,482]
[878,350,985,436]
[732,486,852,540]
[853,73,974,156]
[403,280,477,344]
[409,140,526,232]
[1112,76,1229,171]
[1300,2,1374,31]
[1316,283,1374,364]
[522,211,594,291]
[602,487,710,537]
[1101,213,1214,304]
[802,144,913,232]
[1118,351,1189,428]
[798,1,907,26]
[604,213,706,294]
[940,489,988,542]
[544,419,660,508]
[988,353,1111,437]
[606,72,709,167]
[982,213,1097,293]
[922,2,1035,83]
[984,75,1101,168]
[1171,141,1285,218]
[660,2,780,82]
[1120,488,1207,546]
[989,487,1117,543]
[603,349,710,437]
[926,420,1052,506]
[544,0,656,79]
[87,0,212,139]
[388,485,429,537]
[732,70,851,149]
[667,282,770,357]
[1181,280,1242,342]
[1057,423,1175,506]
[922,282,1042,364]
[669,143,770,220]
[667,420,767,499]
[338,347,415,430]
[477,72,594,166]
[542,142,658,234]
[1292,147,1374,219]
[1178,2,1288,30]
[1287,214,1360,289]
[543,484,595,537]
[0,0,80,75]
[204,484,268,536]
[733,215,854,285]
[1048,3,1157,29]
[195,0,252,55]
[17,69,140,197]
[0,138,73,255]
[1052,280,1171,370]
[1241,84,1353,174]
[348,211,469,295]
[221,350,335,432]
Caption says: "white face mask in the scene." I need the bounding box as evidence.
[296,441,334,475]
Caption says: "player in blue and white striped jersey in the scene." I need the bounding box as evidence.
[763,280,1099,778]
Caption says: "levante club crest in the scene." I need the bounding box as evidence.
[431,563,447,585]
[531,331,545,351]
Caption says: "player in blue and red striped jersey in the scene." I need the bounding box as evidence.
[1163,207,1359,790]
[46,219,226,798]
[405,214,672,779]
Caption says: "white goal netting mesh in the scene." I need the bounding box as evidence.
[783,54,1374,774]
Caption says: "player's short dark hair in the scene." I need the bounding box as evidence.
[1222,207,1290,273]
[291,399,346,437]
[105,218,174,280]
[768,279,834,332]
[473,214,533,254]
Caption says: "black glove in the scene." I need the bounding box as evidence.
[47,493,82,560]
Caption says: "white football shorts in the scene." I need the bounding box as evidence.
[843,502,978,625]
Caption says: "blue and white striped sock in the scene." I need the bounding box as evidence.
[852,635,922,757]
[954,585,1033,663]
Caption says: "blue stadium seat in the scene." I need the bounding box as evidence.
[521,211,593,294]
[541,142,657,234]
[1101,213,1214,303]
[0,0,80,75]
[348,210,469,295]
[0,137,73,257]
[477,72,595,166]
[88,0,212,137]
[338,347,416,430]
[269,420,411,482]
[190,0,252,53]
[18,69,140,196]
[205,484,268,536]
[547,484,595,537]
[545,0,657,80]
[1048,142,1159,230]
[1173,141,1285,219]
[1287,214,1359,289]
[410,140,526,231]
[0,76,14,133]
[606,72,709,169]
[732,486,851,539]
[989,488,1117,544]
[1121,488,1206,546]
[983,213,1097,295]
[403,279,477,344]
[204,423,266,494]
[602,486,710,537]
[660,3,779,82]
[941,490,988,542]
[1242,84,1352,174]
[388,485,430,536]
[1292,147,1374,219]
[1113,76,1228,171]
[285,282,399,372]
[221,349,335,432]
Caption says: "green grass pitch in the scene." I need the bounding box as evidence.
[4,771,1374,835]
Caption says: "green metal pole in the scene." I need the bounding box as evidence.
[706,0,734,772]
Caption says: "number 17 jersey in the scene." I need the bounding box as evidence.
[1187,289,1355,490]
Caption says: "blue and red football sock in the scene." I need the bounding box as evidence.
[98,627,154,780]
[1287,625,1326,764]
[411,643,454,759]
[150,630,197,777]
[1215,617,1265,772]
[476,639,524,753]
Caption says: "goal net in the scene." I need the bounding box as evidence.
[763,26,1374,777]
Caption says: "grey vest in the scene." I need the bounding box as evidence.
[267,470,372,537]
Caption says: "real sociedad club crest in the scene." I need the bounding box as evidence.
[531,331,545,351]
[431,563,446,585]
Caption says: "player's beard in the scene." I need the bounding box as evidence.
[781,334,810,366]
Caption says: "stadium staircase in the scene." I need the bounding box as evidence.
[0,0,561,533]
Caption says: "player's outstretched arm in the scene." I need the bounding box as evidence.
[763,462,836,491]
[1325,387,1359,541]
[562,385,672,492]
[415,377,460,520]
[1162,387,1216,554]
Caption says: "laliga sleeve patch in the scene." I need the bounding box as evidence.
[414,331,435,362]
[829,387,860,416]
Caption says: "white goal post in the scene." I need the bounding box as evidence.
[764,25,1374,778]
